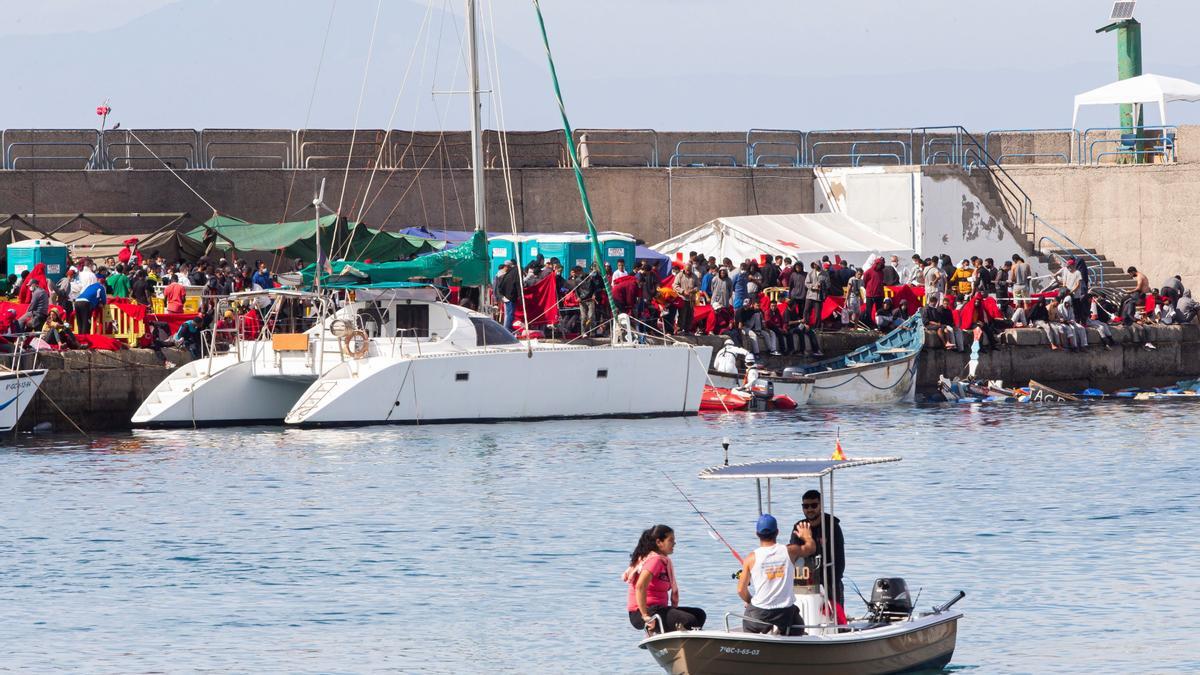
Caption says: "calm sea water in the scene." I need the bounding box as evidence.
[1,403,1198,674]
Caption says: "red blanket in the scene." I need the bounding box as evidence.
[149,312,201,336]
[76,334,127,351]
[514,273,559,328]
[956,296,1003,330]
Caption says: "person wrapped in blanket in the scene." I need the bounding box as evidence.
[40,308,81,350]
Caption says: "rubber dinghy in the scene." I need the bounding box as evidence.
[782,314,924,405]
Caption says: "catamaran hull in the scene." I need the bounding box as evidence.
[286,344,712,425]
[640,612,960,675]
[131,356,314,426]
[806,352,919,405]
[0,369,47,432]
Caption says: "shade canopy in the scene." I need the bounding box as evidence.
[653,213,913,268]
[1073,73,1200,127]
[699,457,901,480]
[301,230,491,287]
[188,214,443,264]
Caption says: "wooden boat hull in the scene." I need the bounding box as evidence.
[804,350,919,405]
[640,611,960,675]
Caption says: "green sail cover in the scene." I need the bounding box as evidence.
[301,230,491,288]
[187,214,443,263]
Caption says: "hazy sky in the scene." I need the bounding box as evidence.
[5,0,1200,132]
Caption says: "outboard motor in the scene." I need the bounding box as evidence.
[869,577,913,622]
[747,379,775,412]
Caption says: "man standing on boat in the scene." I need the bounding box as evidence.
[792,490,846,610]
[737,514,815,635]
[495,260,520,333]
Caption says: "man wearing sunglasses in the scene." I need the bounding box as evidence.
[790,489,846,609]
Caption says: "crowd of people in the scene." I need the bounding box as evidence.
[624,489,845,636]
[0,239,287,364]
[494,249,1198,358]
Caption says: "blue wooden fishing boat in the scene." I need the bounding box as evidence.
[781,313,924,404]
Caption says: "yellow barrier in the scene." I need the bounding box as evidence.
[104,304,146,346]
[151,295,201,314]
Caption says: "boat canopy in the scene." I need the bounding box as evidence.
[699,457,901,480]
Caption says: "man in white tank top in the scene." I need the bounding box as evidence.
[736,514,815,635]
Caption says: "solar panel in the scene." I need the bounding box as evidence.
[1111,1,1136,20]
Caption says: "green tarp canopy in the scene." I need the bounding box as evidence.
[301,230,490,287]
[187,214,443,263]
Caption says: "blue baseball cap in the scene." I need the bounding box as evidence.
[756,513,779,536]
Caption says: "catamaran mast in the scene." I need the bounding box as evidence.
[466,0,488,310]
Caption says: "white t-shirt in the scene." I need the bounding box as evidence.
[612,269,629,281]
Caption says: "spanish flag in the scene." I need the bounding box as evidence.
[832,438,846,461]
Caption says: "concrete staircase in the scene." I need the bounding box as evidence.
[958,166,1135,293]
[1039,248,1136,292]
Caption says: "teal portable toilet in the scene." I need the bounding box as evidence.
[596,232,636,271]
[7,239,69,284]
[519,237,541,268]
[535,236,573,271]
[487,235,522,278]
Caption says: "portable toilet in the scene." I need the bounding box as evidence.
[487,234,523,277]
[7,239,69,284]
[534,235,574,271]
[597,232,637,271]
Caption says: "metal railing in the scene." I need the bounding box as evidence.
[1079,125,1178,164]
[0,126,1185,170]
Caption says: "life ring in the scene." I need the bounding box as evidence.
[343,329,370,358]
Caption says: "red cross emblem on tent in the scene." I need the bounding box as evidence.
[776,239,799,248]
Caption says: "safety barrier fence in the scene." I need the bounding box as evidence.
[0,126,1183,170]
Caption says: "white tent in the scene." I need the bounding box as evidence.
[1072,73,1200,127]
[652,213,913,268]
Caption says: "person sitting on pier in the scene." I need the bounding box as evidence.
[784,299,822,357]
[1085,291,1117,350]
[1177,290,1198,324]
[1029,297,1063,350]
[1056,289,1088,351]
[737,514,815,635]
[1119,292,1156,350]
[17,278,49,333]
[40,308,80,350]
[923,295,959,350]
[625,524,706,634]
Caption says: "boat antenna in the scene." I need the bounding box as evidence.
[663,471,742,564]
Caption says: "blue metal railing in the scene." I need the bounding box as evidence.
[1079,125,1177,164]
[0,126,1183,171]
[668,140,745,167]
[745,129,805,167]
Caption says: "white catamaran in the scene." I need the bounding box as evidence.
[284,0,710,426]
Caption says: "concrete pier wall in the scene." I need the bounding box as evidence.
[1001,163,1200,289]
[11,324,1197,432]
[0,167,813,246]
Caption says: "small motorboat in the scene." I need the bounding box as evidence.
[708,370,814,407]
[638,456,965,675]
[1,355,47,432]
[782,314,924,405]
[700,385,798,412]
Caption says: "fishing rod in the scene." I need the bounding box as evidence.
[663,471,743,564]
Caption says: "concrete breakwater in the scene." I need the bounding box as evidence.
[11,325,1198,433]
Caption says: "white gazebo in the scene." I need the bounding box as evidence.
[1072,73,1200,128]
